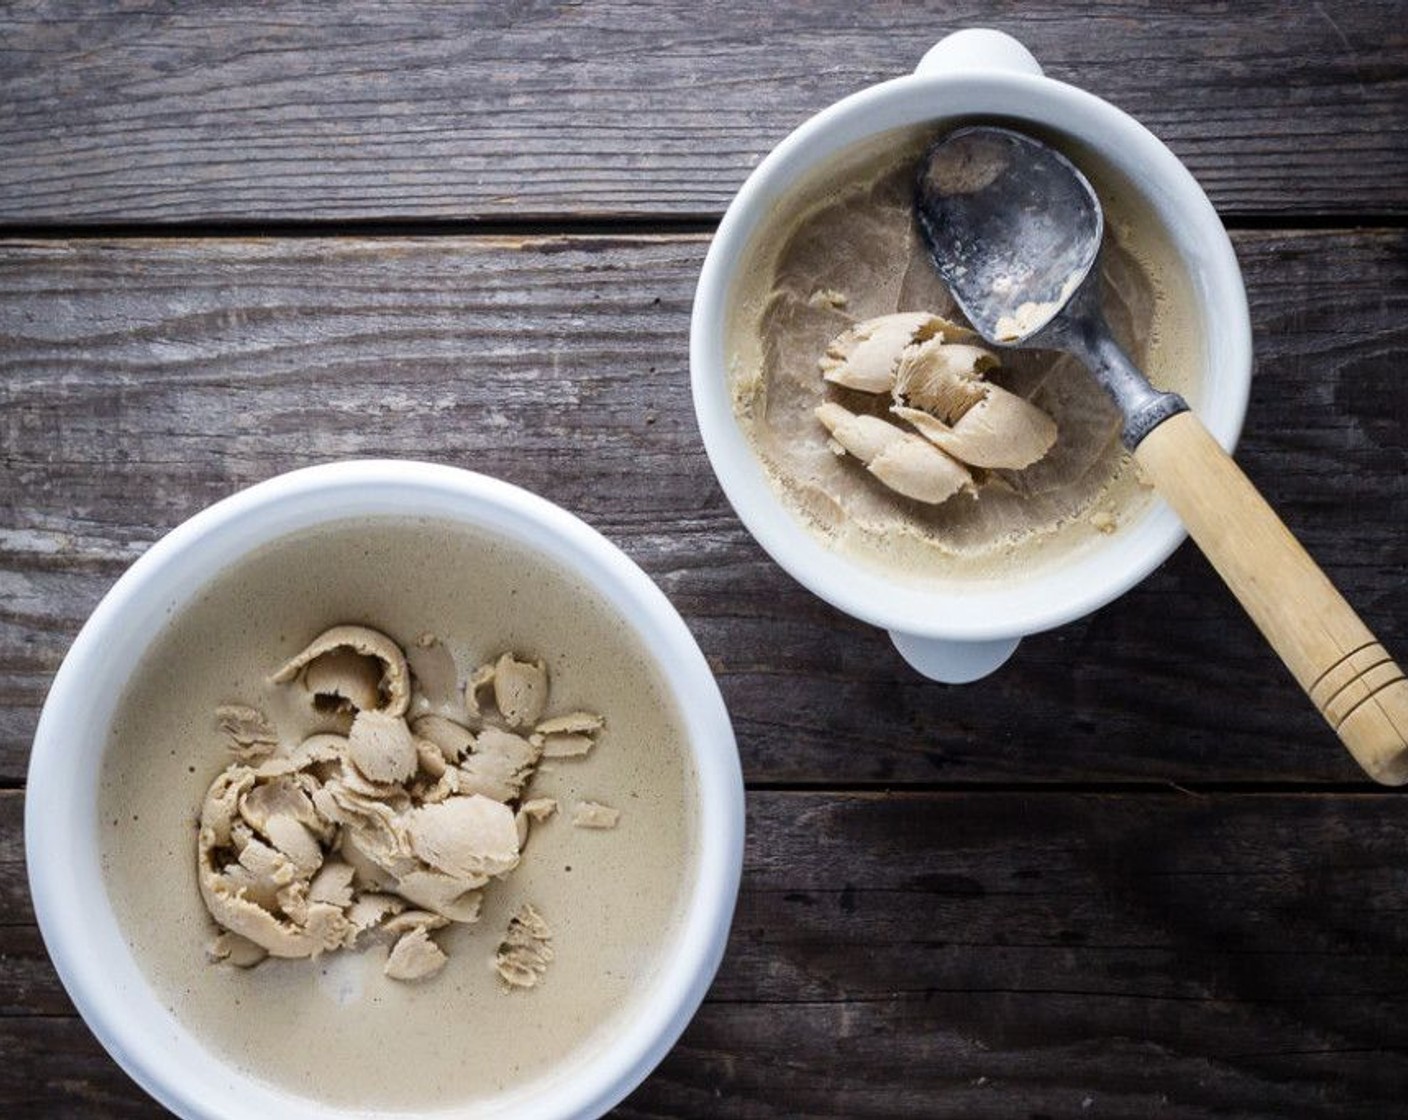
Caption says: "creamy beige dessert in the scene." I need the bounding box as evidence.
[198,626,611,985]
[726,127,1202,582]
[99,518,696,1110]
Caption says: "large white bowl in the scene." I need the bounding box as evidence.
[691,29,1253,683]
[26,459,744,1119]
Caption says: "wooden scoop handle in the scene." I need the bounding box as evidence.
[1135,410,1408,785]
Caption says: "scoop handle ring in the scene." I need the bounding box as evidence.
[1135,409,1408,784]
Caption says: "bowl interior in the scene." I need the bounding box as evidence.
[26,460,743,1120]
[691,73,1252,641]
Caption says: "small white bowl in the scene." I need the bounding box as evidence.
[26,460,744,1120]
[691,29,1253,683]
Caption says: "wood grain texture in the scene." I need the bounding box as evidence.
[0,1,1404,224]
[5,789,1407,1117]
[2,229,1405,786]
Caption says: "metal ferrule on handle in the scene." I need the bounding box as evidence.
[1066,318,1189,450]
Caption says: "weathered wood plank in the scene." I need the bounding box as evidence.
[0,1020,164,1119]
[6,790,1407,1116]
[0,790,28,923]
[2,230,1405,785]
[630,999,1405,1119]
[649,791,1408,1118]
[0,1,1403,223]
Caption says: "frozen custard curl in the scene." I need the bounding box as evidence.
[815,312,1057,505]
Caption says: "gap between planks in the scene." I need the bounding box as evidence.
[0,780,1399,795]
[0,212,1406,242]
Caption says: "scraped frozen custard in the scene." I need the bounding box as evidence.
[99,518,696,1110]
[198,626,613,985]
[726,127,1202,581]
[815,311,1058,505]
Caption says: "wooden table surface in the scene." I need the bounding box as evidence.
[2,3,1406,1116]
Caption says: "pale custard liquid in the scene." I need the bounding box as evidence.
[726,126,1205,584]
[98,518,697,1111]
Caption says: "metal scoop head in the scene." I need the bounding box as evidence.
[916,126,1103,345]
[916,125,1186,447]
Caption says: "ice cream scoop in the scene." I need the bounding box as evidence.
[917,125,1408,783]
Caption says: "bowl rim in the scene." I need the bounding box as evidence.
[25,459,744,1120]
[690,69,1253,641]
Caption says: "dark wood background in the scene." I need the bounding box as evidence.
[2,2,1406,1116]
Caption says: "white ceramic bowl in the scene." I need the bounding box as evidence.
[26,460,744,1120]
[691,29,1253,683]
